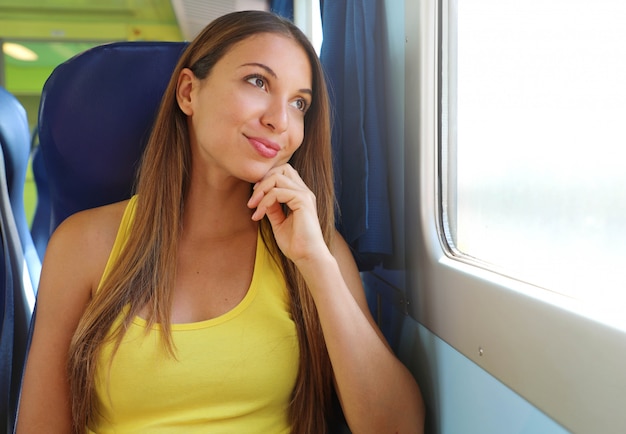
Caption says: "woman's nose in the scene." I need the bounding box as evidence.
[261,99,289,133]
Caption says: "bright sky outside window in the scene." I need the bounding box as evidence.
[446,0,626,317]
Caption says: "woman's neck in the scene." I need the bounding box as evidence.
[182,176,257,240]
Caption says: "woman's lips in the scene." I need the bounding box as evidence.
[248,136,280,158]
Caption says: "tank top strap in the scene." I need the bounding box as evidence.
[96,195,138,292]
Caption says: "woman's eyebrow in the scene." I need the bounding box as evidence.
[241,62,277,78]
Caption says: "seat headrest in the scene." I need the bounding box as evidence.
[38,41,188,231]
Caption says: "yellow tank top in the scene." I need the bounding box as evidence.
[89,196,299,433]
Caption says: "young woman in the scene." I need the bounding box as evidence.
[17,10,424,434]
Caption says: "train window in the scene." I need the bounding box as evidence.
[441,1,626,311]
[294,0,322,53]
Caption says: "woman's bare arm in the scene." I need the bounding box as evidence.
[297,232,425,434]
[16,204,122,433]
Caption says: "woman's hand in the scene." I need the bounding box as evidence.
[247,164,328,263]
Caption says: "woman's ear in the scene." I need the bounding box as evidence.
[177,68,195,115]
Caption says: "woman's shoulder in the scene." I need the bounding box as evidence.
[51,200,130,247]
[42,199,132,293]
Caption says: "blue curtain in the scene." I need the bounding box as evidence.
[270,0,294,21]
[320,0,393,270]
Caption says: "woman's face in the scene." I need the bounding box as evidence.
[178,32,313,185]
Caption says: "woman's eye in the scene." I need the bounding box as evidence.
[246,75,266,90]
[291,98,308,113]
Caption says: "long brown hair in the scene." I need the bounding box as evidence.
[68,10,336,434]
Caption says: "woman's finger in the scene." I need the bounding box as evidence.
[248,164,305,209]
[250,186,315,221]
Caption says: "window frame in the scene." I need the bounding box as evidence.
[405,1,626,432]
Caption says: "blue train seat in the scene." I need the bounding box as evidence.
[35,41,188,248]
[0,88,34,434]
[0,87,40,295]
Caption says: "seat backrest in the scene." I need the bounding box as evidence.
[35,41,188,250]
[0,87,40,293]
[0,148,32,434]
[0,90,36,432]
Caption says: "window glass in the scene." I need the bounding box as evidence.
[294,0,323,54]
[445,0,626,308]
